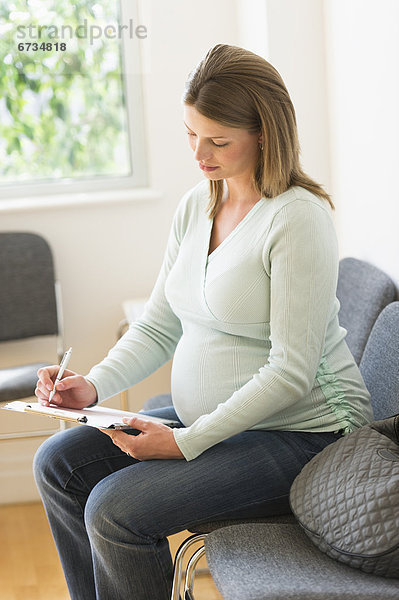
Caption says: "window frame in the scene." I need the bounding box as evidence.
[0,0,149,202]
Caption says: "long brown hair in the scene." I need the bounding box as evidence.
[183,44,333,218]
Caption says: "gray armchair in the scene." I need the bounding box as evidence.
[205,521,399,599]
[205,302,399,599]
[336,257,396,364]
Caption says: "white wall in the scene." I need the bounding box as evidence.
[324,0,399,284]
[259,0,399,286]
[236,0,331,198]
[264,0,332,196]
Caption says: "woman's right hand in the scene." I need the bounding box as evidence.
[35,366,98,409]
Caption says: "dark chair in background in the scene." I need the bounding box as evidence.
[0,232,64,405]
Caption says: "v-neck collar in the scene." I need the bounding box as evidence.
[206,197,265,265]
[199,196,265,320]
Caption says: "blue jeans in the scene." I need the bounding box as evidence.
[33,406,340,600]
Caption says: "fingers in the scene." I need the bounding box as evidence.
[122,416,142,429]
[37,365,58,390]
[36,366,61,405]
[122,416,165,431]
[55,375,80,391]
[100,429,137,459]
[35,386,60,406]
[100,418,174,461]
[35,372,55,405]
[35,367,78,406]
[35,386,51,405]
[35,374,59,406]
[37,366,75,386]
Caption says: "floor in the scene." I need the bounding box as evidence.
[0,502,223,600]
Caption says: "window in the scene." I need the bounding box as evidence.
[0,0,147,199]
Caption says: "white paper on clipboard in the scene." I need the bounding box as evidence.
[2,401,180,429]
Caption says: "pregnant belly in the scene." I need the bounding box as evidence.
[170,331,270,426]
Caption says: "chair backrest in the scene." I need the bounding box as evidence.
[337,257,397,364]
[360,302,399,420]
[0,232,59,342]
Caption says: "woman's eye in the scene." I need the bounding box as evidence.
[186,132,228,147]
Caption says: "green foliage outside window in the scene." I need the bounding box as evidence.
[0,0,131,185]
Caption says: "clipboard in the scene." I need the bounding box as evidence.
[2,401,180,430]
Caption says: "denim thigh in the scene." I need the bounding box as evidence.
[81,407,339,539]
[35,405,339,538]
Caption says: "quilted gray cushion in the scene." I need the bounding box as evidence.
[290,418,399,577]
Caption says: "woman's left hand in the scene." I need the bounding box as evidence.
[101,416,185,460]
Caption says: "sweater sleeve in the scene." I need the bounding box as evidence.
[173,199,339,460]
[84,193,190,402]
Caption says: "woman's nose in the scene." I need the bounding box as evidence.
[194,140,213,163]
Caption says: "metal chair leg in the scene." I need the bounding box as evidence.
[184,545,206,600]
[171,533,207,600]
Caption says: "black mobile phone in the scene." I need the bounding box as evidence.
[107,424,142,436]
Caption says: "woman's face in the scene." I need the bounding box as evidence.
[183,104,261,183]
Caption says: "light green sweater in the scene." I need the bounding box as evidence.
[86,181,373,461]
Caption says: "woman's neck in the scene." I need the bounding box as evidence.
[223,177,261,208]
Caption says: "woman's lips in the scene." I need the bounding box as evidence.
[199,163,219,172]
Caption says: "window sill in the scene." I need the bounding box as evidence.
[0,187,163,214]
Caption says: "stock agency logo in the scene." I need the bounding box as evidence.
[16,18,148,45]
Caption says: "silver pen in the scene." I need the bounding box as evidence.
[48,347,73,403]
